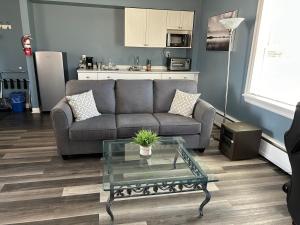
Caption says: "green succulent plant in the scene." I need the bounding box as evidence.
[133,129,160,147]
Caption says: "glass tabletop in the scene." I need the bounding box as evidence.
[103,136,217,191]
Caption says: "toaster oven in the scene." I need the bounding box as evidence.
[166,58,191,71]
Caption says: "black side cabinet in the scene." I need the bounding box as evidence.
[219,122,262,160]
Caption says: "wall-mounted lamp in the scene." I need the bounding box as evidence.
[0,22,12,30]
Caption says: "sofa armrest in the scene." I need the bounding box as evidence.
[50,98,73,155]
[193,99,216,149]
[51,98,73,129]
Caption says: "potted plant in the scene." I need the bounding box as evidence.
[133,129,160,156]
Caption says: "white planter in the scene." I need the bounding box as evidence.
[139,145,152,156]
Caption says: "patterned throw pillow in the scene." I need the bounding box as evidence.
[66,90,100,121]
[168,89,201,117]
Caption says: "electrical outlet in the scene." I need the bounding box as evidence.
[165,51,171,58]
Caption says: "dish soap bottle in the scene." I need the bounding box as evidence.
[146,59,151,72]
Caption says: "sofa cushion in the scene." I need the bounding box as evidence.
[153,80,198,113]
[116,80,153,114]
[69,114,117,141]
[66,90,100,122]
[116,114,159,138]
[66,80,115,114]
[154,113,201,135]
[169,90,201,117]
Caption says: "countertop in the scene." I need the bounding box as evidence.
[77,68,199,74]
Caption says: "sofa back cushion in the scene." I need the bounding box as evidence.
[116,80,153,114]
[153,80,198,113]
[66,80,115,114]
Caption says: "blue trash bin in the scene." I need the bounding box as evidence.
[10,92,26,113]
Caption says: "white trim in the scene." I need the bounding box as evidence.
[244,0,264,93]
[31,108,40,114]
[243,94,295,119]
[214,109,291,174]
[243,0,295,119]
[259,140,291,174]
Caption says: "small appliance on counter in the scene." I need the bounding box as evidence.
[86,57,94,69]
[166,33,191,47]
[79,55,86,69]
[167,57,191,71]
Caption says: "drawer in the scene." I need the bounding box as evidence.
[119,73,161,80]
[78,73,98,80]
[98,74,121,80]
[98,73,161,80]
[161,73,195,80]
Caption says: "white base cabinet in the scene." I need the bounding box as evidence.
[77,71,199,82]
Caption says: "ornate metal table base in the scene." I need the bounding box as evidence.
[105,183,211,221]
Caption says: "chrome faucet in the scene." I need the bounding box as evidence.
[129,56,141,71]
[135,56,140,66]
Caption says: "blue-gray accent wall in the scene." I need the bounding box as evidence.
[198,0,292,143]
[31,0,202,79]
[0,0,27,72]
[0,0,29,100]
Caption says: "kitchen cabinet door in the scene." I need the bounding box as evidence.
[78,72,98,80]
[181,11,194,30]
[167,10,182,29]
[98,73,121,80]
[125,8,147,47]
[146,9,167,47]
[161,73,197,81]
[98,73,161,80]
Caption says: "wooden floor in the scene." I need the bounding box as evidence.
[0,112,292,225]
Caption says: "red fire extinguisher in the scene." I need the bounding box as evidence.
[21,34,32,56]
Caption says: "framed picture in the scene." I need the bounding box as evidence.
[206,10,238,51]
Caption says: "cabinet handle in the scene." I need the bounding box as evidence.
[168,77,172,79]
[107,76,110,79]
[86,76,90,79]
[184,77,187,79]
[144,43,148,46]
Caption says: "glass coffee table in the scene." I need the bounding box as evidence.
[103,137,217,222]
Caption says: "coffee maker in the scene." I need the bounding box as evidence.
[86,57,93,69]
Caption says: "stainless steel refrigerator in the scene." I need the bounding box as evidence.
[34,51,68,111]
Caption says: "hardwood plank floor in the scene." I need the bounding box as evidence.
[0,112,292,225]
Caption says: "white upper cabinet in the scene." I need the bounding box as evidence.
[146,9,167,47]
[125,8,194,47]
[166,11,182,30]
[181,11,194,30]
[167,10,194,31]
[125,8,147,47]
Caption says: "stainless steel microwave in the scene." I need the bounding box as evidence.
[166,33,191,47]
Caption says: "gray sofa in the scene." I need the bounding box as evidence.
[51,79,216,158]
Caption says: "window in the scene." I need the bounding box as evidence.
[244,0,300,118]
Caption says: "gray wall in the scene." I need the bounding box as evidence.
[0,0,27,72]
[0,0,28,99]
[198,0,292,143]
[32,1,202,79]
